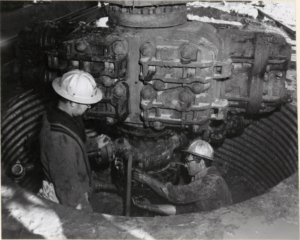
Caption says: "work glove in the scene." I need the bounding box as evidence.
[132,196,151,210]
[95,134,111,149]
[132,168,151,185]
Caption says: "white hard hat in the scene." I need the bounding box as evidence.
[52,69,102,104]
[182,139,214,161]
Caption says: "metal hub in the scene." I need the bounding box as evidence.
[107,3,187,28]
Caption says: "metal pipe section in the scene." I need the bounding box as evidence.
[125,154,133,217]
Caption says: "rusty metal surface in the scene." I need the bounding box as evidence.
[108,4,187,27]
[105,1,189,7]
[111,129,188,192]
[15,18,291,139]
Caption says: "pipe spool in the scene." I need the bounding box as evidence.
[126,154,133,217]
[1,90,298,199]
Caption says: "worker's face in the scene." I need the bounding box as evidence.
[184,154,202,176]
[71,102,91,117]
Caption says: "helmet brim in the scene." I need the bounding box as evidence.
[181,149,215,161]
[52,77,103,104]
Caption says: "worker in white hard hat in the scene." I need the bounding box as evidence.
[39,69,109,212]
[132,139,232,215]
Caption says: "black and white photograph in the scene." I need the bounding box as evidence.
[1,0,298,238]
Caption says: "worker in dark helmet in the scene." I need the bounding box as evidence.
[39,69,109,212]
[132,139,232,215]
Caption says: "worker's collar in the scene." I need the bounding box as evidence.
[192,166,219,181]
[47,103,86,143]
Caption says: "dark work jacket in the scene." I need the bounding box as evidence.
[161,166,232,214]
[39,105,97,212]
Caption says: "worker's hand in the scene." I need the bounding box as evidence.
[132,168,151,184]
[132,197,151,210]
[95,134,111,149]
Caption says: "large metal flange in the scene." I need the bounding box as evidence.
[108,4,187,28]
[105,1,189,7]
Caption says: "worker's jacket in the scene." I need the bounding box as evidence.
[39,105,98,212]
[161,166,232,214]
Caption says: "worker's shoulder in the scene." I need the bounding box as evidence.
[52,123,80,139]
[201,172,224,185]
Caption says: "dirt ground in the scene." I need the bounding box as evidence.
[2,171,298,239]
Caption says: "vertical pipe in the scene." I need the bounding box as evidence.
[125,154,133,216]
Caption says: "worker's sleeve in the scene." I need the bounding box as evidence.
[161,174,223,204]
[43,132,92,212]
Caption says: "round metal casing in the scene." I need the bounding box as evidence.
[107,3,187,28]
